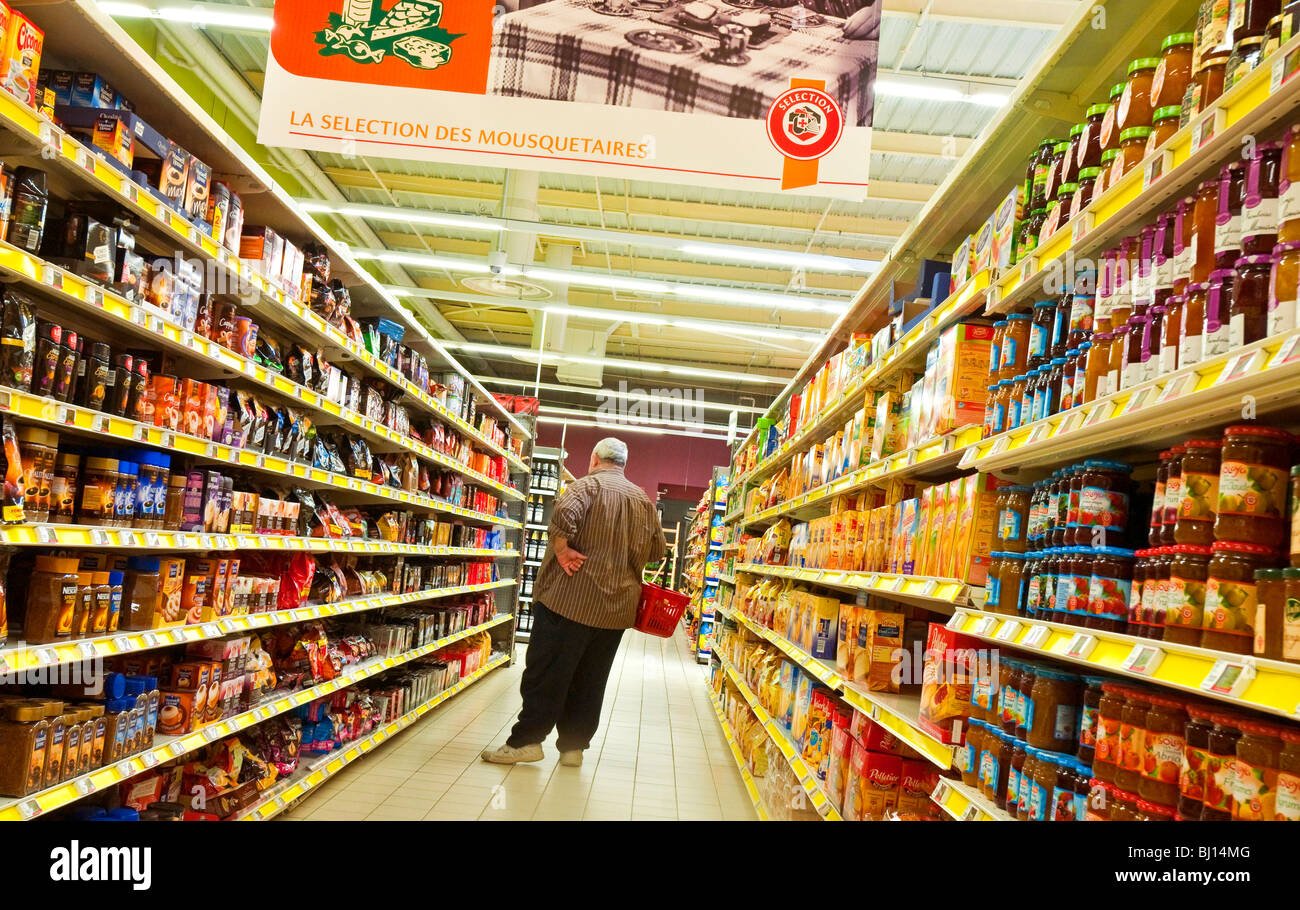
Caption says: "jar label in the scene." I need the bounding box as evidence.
[998,507,1023,543]
[1217,459,1287,519]
[1025,574,1042,616]
[1280,180,1300,223]
[1268,297,1297,336]
[1228,311,1247,349]
[1285,596,1300,661]
[1233,762,1277,821]
[1028,778,1048,821]
[1078,485,1129,531]
[1159,342,1178,375]
[1179,470,1219,521]
[1068,572,1091,616]
[1088,573,1131,620]
[56,582,77,637]
[1054,704,1078,741]
[1100,104,1117,150]
[1144,731,1185,783]
[1254,601,1267,655]
[1203,321,1229,363]
[1180,744,1208,801]
[1070,297,1095,336]
[1151,480,1166,527]
[1163,475,1182,526]
[1154,576,1174,626]
[1006,766,1020,808]
[1079,703,1099,748]
[1118,721,1144,772]
[1008,396,1022,431]
[1204,751,1235,812]
[1214,214,1242,254]
[1151,58,1168,105]
[1001,337,1018,372]
[1275,771,1300,821]
[1050,784,1076,821]
[1204,575,1258,636]
[991,400,1005,435]
[1179,334,1201,369]
[1241,198,1278,241]
[979,748,999,791]
[1095,713,1121,764]
[1129,577,1145,626]
[1067,488,1081,527]
[989,342,1001,375]
[1167,576,1208,628]
[1000,685,1017,727]
[1029,323,1048,360]
[957,740,973,774]
[1117,83,1134,132]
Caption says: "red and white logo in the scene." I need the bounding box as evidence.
[766,86,844,161]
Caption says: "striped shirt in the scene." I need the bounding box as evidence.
[533,465,666,630]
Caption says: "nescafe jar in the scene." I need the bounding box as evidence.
[1214,424,1294,548]
[1175,438,1222,544]
[1202,540,1278,654]
[1164,544,1215,645]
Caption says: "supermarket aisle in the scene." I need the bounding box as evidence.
[284,632,757,821]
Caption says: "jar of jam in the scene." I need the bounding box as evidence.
[1059,350,1079,410]
[1292,466,1300,567]
[1138,695,1187,808]
[1121,313,1150,390]
[982,383,999,437]
[1078,103,1108,171]
[1027,368,1046,423]
[1014,663,1037,740]
[1127,550,1149,634]
[989,381,1010,436]
[1214,424,1293,548]
[1026,749,1059,821]
[1161,446,1186,546]
[1146,304,1168,380]
[1022,553,1044,619]
[1231,252,1274,349]
[1045,358,1065,416]
[1048,756,1080,821]
[1203,540,1279,653]
[1018,208,1047,262]
[1227,35,1266,88]
[1097,149,1119,196]
[1069,344,1089,408]
[1063,547,1095,626]
[1115,689,1151,793]
[1072,459,1132,548]
[986,552,1006,611]
[1099,83,1125,154]
[1044,141,1070,209]
[1069,288,1095,349]
[1244,141,1283,254]
[1192,179,1220,284]
[1204,268,1236,360]
[1178,704,1215,819]
[1237,0,1282,39]
[1160,293,1183,375]
[998,484,1031,554]
[1164,544,1215,645]
[1114,127,1153,181]
[1074,676,1106,764]
[1146,105,1182,155]
[1282,123,1300,242]
[1005,374,1025,430]
[1029,138,1058,209]
[991,729,1016,810]
[1007,741,1029,815]
[1150,548,1178,638]
[1001,312,1031,380]
[1015,748,1038,821]
[1087,547,1135,632]
[1088,332,1113,399]
[1268,241,1300,335]
[990,319,1008,377]
[1234,719,1284,820]
[1072,168,1101,220]
[1119,58,1159,133]
[1255,567,1287,659]
[1287,567,1300,661]
[1217,162,1248,267]
[1001,553,1028,616]
[1278,726,1300,820]
[1062,124,1084,187]
[960,719,984,787]
[1028,299,1055,369]
[1201,713,1244,820]
[998,658,1021,735]
[1193,51,1231,113]
[1110,786,1141,821]
[1179,281,1208,367]
[1094,682,1126,783]
[1155,33,1196,108]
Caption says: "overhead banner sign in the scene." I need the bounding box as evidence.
[257,0,877,198]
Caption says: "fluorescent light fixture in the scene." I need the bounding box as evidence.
[536,416,731,441]
[441,341,787,386]
[101,2,275,30]
[297,201,502,233]
[676,243,879,274]
[351,248,507,274]
[536,303,821,342]
[521,265,671,296]
[875,78,1009,108]
[476,376,767,414]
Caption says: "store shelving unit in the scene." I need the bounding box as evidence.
[682,468,727,663]
[707,688,770,822]
[517,446,566,641]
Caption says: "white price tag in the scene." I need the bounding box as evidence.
[141,751,159,767]
[78,642,95,659]
[932,780,951,805]
[1022,624,1052,649]
[75,145,96,173]
[119,531,138,547]
[1269,332,1300,368]
[89,529,110,545]
[1064,632,1097,660]
[971,615,998,637]
[219,619,236,633]
[202,727,220,742]
[121,637,140,651]
[84,285,104,308]
[42,266,63,291]
[1193,110,1224,150]
[1273,52,1288,93]
[961,803,982,822]
[1217,349,1262,386]
[1142,149,1172,190]
[1071,212,1094,245]
[1025,422,1052,446]
[201,623,219,638]
[1083,401,1115,427]
[36,526,57,544]
[168,743,187,758]
[0,652,10,673]
[994,620,1022,643]
[145,532,164,548]
[75,778,93,796]
[38,121,60,157]
[1018,256,1038,286]
[988,435,1013,456]
[142,632,159,648]
[1057,410,1085,437]
[1121,643,1165,676]
[34,647,55,666]
[1203,658,1256,697]
[16,799,40,820]
[943,609,967,635]
[1157,372,1194,403]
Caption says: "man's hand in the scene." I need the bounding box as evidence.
[555,541,587,576]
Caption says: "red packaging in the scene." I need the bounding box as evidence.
[152,375,180,430]
[898,758,941,819]
[179,379,205,438]
[917,622,981,745]
[851,711,905,754]
[859,750,901,820]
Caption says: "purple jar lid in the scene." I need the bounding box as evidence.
[1272,241,1300,257]
[1236,254,1274,266]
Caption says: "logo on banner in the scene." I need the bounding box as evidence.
[315,0,457,69]
[766,81,843,189]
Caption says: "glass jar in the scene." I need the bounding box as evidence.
[1114,127,1153,181]
[1045,141,1071,210]
[1072,459,1132,548]
[998,485,1031,554]
[1060,350,1079,411]
[1028,299,1055,370]
[1217,162,1248,268]
[1146,105,1182,156]
[1243,141,1283,254]
[76,457,115,526]
[1286,567,1300,662]
[1094,682,1126,783]
[1193,51,1231,114]
[1097,149,1119,196]
[1007,742,1028,816]
[1231,253,1273,353]
[990,319,1008,379]
[1127,550,1150,635]
[1024,750,1057,821]
[1051,293,1072,359]
[1139,695,1187,808]
[1121,313,1151,390]
[1086,547,1136,632]
[1007,374,1028,430]
[1145,304,1167,382]
[1202,713,1243,820]
[1227,36,1266,89]
[1269,240,1300,336]
[1180,281,1208,367]
[1153,33,1195,109]
[1193,179,1220,284]
[1110,786,1141,821]
[1045,358,1065,416]
[1069,284,1096,349]
[978,726,1003,801]
[1087,332,1112,400]
[1027,668,1082,753]
[1164,544,1215,645]
[1072,168,1101,220]
[1015,663,1038,741]
[1277,726,1300,820]
[1062,125,1083,188]
[1214,424,1293,547]
[1234,719,1284,820]
[1203,540,1279,653]
[1282,122,1300,242]
[1001,312,1031,381]
[960,719,984,787]
[1178,704,1216,820]
[982,383,999,438]
[1017,208,1048,262]
[1030,138,1058,210]
[986,552,1006,612]
[50,452,78,524]
[1161,446,1186,546]
[1078,104,1107,172]
[23,556,80,644]
[1064,547,1095,626]
[1115,690,1151,793]
[1204,268,1236,360]
[1016,749,1039,821]
[992,730,1015,810]
[1255,567,1287,659]
[1160,293,1183,375]
[989,380,1010,436]
[1077,676,1108,767]
[1052,758,1084,821]
[1119,58,1159,133]
[998,658,1021,736]
[1172,439,1220,546]
[1022,553,1044,619]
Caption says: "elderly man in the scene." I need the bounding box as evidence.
[483,437,666,766]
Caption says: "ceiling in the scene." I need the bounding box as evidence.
[122,0,1072,437]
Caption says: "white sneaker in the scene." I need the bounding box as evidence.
[558,750,583,767]
[481,743,544,764]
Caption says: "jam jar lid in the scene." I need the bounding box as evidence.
[1153,104,1183,122]
[1209,540,1278,556]
[1222,424,1295,441]
[1007,312,1032,321]
[1070,123,1086,137]
[1236,253,1275,266]
[1128,57,1161,74]
[1094,546,1137,557]
[1120,126,1153,142]
[1272,241,1300,257]
[1082,459,1132,472]
[1170,544,1214,555]
[1255,567,1286,581]
[1161,32,1194,50]
[1086,102,1110,118]
[1183,437,1221,449]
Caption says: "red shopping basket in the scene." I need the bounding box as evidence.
[634,582,690,637]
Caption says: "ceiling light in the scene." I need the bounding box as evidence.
[676,243,879,274]
[875,79,1010,108]
[351,249,507,274]
[521,265,671,296]
[535,303,820,342]
[477,377,767,414]
[297,201,501,233]
[536,416,731,441]
[101,2,274,30]
[441,341,787,385]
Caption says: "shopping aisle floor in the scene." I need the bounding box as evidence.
[283,631,758,821]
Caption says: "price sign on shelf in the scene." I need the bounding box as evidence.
[42,265,63,291]
[1083,401,1116,428]
[1269,332,1300,368]
[1024,623,1052,651]
[1217,349,1262,385]
[1025,422,1053,446]
[1202,658,1256,697]
[1057,410,1085,437]
[971,615,998,638]
[961,803,983,822]
[1124,385,1155,414]
[1142,149,1173,190]
[994,620,1023,643]
[84,286,104,308]
[1121,643,1165,676]
[1194,109,1224,149]
[1157,372,1194,403]
[1071,212,1094,245]
[1064,632,1098,660]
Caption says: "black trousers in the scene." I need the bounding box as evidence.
[507,601,624,752]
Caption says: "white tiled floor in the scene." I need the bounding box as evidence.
[282,632,757,821]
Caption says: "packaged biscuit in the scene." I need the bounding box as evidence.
[801,689,835,781]
[859,750,902,820]
[0,10,42,108]
[918,622,980,745]
[843,739,870,821]
[898,758,941,818]
[855,608,903,693]
[809,593,839,661]
[825,709,853,815]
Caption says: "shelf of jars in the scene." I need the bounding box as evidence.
[733,564,974,614]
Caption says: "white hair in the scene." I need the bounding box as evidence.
[593,437,628,466]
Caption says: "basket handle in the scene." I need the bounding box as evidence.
[647,556,669,586]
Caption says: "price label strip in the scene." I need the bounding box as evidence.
[1203,658,1256,698]
[1269,332,1300,368]
[1217,349,1262,386]
[1121,643,1165,676]
[994,620,1022,643]
[1063,631,1096,658]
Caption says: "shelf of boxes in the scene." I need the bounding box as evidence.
[0,577,515,674]
[237,654,511,820]
[706,689,770,822]
[0,612,513,821]
[733,564,973,614]
[947,608,1300,722]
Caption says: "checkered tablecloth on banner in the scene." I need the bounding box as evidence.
[487,0,876,126]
